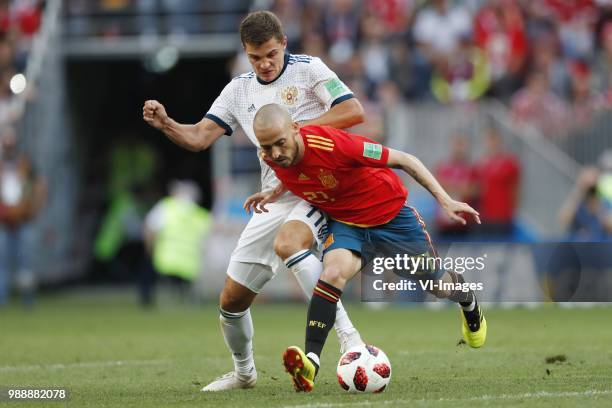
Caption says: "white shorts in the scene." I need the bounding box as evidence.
[227,193,328,293]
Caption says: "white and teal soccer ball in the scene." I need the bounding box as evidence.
[336,344,391,393]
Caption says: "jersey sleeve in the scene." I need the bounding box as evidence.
[328,128,390,168]
[310,57,355,110]
[204,80,239,136]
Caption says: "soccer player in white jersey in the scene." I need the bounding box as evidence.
[143,11,365,391]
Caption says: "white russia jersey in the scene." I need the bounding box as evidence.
[205,53,354,190]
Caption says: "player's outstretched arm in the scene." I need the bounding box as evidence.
[142,100,225,152]
[387,149,481,225]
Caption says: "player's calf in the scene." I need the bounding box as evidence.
[302,251,358,373]
[432,270,477,306]
[305,279,342,367]
[282,227,365,354]
[210,277,259,390]
[424,270,471,302]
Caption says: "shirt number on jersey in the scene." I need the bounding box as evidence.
[303,191,335,203]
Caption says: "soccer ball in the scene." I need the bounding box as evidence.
[336,344,391,393]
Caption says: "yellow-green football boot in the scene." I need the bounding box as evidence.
[461,304,487,348]
[282,346,317,392]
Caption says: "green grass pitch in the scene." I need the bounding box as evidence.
[1,296,611,407]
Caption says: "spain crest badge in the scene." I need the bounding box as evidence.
[318,169,338,189]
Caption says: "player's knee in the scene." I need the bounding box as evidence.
[273,239,300,260]
[219,287,251,313]
[219,292,249,313]
[274,222,313,260]
[427,270,458,299]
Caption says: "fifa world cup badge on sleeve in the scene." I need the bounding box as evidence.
[363,143,382,160]
[324,78,347,98]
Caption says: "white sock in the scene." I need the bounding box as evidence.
[219,308,256,378]
[306,352,320,367]
[285,249,356,334]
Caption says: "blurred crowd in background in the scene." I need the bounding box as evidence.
[432,124,521,238]
[0,0,46,307]
[0,0,44,126]
[238,0,612,139]
[66,0,612,138]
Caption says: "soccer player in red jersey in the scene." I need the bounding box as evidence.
[244,104,487,392]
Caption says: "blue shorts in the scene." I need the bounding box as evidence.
[323,205,444,280]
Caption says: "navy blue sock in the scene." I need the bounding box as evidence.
[305,280,343,359]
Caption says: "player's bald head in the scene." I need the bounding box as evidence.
[253,104,292,137]
[253,104,301,168]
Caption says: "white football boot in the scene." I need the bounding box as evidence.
[201,370,257,392]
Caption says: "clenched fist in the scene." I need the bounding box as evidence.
[143,100,169,130]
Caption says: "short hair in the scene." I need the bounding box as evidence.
[239,10,284,46]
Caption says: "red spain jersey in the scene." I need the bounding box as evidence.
[266,125,407,226]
